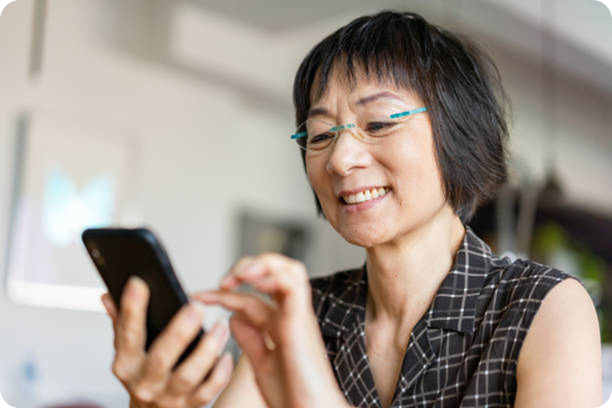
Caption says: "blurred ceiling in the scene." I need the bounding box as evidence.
[182,0,612,91]
[99,0,612,103]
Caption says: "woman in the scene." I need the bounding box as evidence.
[101,11,602,408]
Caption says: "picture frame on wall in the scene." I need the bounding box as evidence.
[4,110,142,311]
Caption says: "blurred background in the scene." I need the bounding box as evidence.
[0,0,610,406]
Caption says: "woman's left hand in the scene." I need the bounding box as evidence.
[192,253,348,408]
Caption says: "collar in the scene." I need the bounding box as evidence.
[319,226,493,338]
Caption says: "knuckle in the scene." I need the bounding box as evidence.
[292,260,307,275]
[146,351,170,374]
[131,383,154,403]
[171,369,198,391]
[193,386,215,405]
[111,358,129,380]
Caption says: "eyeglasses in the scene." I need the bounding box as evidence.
[290,105,428,153]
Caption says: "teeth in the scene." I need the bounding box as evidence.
[343,187,390,204]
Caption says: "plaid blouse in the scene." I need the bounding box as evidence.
[310,226,580,407]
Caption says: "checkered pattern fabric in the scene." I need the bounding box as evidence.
[310,226,580,407]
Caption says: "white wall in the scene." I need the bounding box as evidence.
[0,0,610,406]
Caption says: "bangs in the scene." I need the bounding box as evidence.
[295,11,429,122]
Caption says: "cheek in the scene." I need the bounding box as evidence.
[389,135,445,207]
[305,158,321,191]
[306,158,329,201]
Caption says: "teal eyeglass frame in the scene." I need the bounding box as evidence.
[290,107,428,141]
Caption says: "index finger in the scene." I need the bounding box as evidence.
[223,253,308,295]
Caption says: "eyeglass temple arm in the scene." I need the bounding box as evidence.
[389,107,428,119]
[291,132,306,140]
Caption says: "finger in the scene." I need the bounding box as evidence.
[167,321,230,395]
[231,253,308,299]
[229,316,268,362]
[186,352,234,407]
[225,253,284,286]
[219,256,256,289]
[192,291,273,329]
[135,304,204,394]
[219,253,292,291]
[112,276,149,382]
[250,274,291,295]
[235,258,310,313]
[101,292,118,323]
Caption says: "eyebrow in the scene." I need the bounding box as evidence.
[357,91,403,105]
[307,107,328,118]
[307,91,404,118]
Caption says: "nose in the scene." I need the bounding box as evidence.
[326,126,371,176]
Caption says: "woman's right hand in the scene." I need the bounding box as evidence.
[100,276,233,408]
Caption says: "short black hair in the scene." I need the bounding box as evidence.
[292,10,510,224]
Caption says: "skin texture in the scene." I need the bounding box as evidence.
[514,278,602,408]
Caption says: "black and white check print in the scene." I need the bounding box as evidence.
[310,226,580,407]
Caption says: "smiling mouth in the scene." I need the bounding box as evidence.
[339,187,392,204]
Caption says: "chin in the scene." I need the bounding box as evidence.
[336,224,390,248]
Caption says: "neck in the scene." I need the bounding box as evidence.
[365,205,465,329]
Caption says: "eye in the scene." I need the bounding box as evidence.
[366,122,395,132]
[310,132,333,144]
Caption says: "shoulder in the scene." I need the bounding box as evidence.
[495,257,575,286]
[490,258,582,316]
[486,258,593,336]
[514,268,602,406]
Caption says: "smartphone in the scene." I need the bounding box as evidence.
[82,227,204,367]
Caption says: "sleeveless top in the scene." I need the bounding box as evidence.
[310,226,581,408]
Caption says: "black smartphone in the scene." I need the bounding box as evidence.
[82,227,204,367]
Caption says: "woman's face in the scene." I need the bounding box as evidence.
[305,70,451,248]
